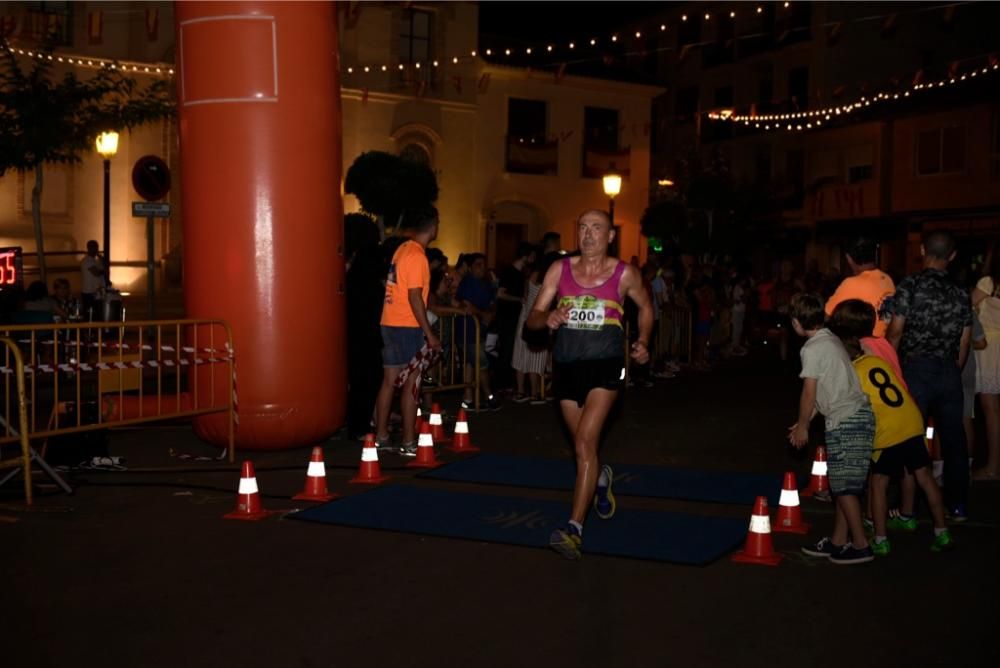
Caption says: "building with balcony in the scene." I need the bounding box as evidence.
[1,1,662,302]
[339,2,661,267]
[628,1,1000,276]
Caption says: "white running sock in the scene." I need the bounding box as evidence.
[597,468,609,487]
[568,519,583,536]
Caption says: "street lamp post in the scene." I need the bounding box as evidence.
[95,131,119,284]
[602,171,622,224]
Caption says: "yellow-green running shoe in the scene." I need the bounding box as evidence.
[594,464,616,520]
[931,530,954,553]
[549,525,583,560]
[887,514,917,532]
[871,539,891,557]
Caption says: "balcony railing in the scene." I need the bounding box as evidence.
[505,136,558,176]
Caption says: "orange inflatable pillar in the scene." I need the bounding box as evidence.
[175,2,345,450]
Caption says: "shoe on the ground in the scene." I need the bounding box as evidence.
[946,505,968,523]
[829,543,875,565]
[930,529,955,553]
[871,539,891,557]
[887,515,918,532]
[375,435,394,451]
[486,396,502,411]
[512,393,529,404]
[399,441,417,457]
[529,396,546,405]
[801,537,840,558]
[460,399,478,413]
[594,464,616,520]
[549,524,583,560]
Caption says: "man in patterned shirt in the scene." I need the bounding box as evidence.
[887,231,972,521]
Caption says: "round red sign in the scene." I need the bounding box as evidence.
[131,155,171,201]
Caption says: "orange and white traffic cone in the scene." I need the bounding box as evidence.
[224,461,271,520]
[731,496,783,566]
[448,408,479,453]
[800,445,830,499]
[407,421,442,469]
[293,446,338,502]
[429,403,449,443]
[773,471,810,534]
[349,434,389,485]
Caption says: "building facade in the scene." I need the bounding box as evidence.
[339,2,661,267]
[0,0,662,306]
[632,1,1000,277]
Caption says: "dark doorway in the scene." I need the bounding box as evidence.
[492,223,525,270]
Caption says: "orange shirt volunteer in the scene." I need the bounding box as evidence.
[382,240,430,328]
[825,269,895,337]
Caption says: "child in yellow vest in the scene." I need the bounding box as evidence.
[830,299,953,554]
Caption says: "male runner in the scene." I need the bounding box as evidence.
[527,209,653,560]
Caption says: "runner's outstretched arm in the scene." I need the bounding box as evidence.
[622,264,653,364]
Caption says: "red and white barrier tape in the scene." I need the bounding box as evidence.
[12,339,228,355]
[0,355,233,375]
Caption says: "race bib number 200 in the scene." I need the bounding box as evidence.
[562,295,605,330]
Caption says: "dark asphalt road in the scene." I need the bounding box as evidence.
[4,357,998,667]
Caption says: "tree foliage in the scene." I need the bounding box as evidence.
[0,39,174,283]
[344,150,439,230]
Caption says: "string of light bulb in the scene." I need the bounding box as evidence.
[339,1,973,78]
[2,41,174,76]
[707,59,999,133]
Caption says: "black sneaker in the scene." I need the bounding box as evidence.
[486,396,502,411]
[801,537,840,558]
[829,544,875,565]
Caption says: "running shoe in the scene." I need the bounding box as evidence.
[829,544,875,565]
[946,505,968,523]
[399,441,418,457]
[930,530,955,553]
[549,524,583,560]
[375,435,394,451]
[887,514,918,532]
[460,399,478,413]
[512,393,530,404]
[594,464,616,520]
[486,396,502,411]
[801,537,840,558]
[871,539,891,557]
[862,517,875,536]
[529,396,547,405]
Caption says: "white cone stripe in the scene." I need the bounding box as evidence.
[361,447,379,462]
[811,461,828,475]
[307,461,326,477]
[926,426,935,440]
[748,514,771,534]
[418,433,434,446]
[429,413,443,425]
[238,477,259,494]
[779,489,800,507]
[455,421,469,434]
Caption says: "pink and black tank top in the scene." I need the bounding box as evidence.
[553,258,626,363]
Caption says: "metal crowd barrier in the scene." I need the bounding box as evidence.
[422,313,481,411]
[0,319,236,504]
[0,337,33,504]
[658,304,692,364]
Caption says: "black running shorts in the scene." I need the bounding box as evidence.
[871,435,931,478]
[553,358,625,407]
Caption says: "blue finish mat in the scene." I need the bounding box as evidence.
[290,485,747,565]
[418,453,792,506]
